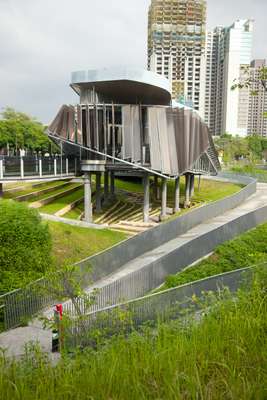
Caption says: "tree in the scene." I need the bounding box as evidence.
[0,200,52,294]
[0,107,56,154]
[231,65,267,118]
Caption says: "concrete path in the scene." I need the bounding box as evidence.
[87,182,267,291]
[1,182,267,358]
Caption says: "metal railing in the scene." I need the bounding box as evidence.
[0,173,258,331]
[0,156,79,180]
[65,265,265,349]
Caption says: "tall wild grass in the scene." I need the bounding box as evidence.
[0,268,266,400]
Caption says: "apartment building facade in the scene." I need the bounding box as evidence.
[147,0,207,112]
[248,59,267,137]
[204,19,254,136]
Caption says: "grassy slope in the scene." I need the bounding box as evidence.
[3,180,68,199]
[162,222,267,290]
[66,177,242,220]
[48,221,127,266]
[40,187,84,214]
[0,269,266,400]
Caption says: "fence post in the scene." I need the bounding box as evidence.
[74,158,77,176]
[20,157,24,179]
[66,158,69,175]
[54,158,57,177]
[39,159,42,178]
[0,159,3,179]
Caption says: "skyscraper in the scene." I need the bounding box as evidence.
[147,0,207,111]
[248,60,267,137]
[204,20,254,136]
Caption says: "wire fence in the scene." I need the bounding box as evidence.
[65,265,263,349]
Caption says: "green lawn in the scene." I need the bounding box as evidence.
[26,183,80,203]
[3,180,68,199]
[0,267,266,400]
[48,221,127,266]
[40,187,84,214]
[162,222,267,290]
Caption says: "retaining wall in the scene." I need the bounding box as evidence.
[77,174,257,281]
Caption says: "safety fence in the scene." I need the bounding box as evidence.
[0,156,80,179]
[0,174,258,331]
[64,265,264,349]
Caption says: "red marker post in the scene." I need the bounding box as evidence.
[52,304,63,352]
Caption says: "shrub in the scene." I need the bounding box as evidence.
[0,200,52,294]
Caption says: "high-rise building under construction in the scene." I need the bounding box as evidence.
[147,0,207,112]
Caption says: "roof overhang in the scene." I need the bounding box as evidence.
[70,67,172,105]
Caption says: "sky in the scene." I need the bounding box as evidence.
[0,0,266,123]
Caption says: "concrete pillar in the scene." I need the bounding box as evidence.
[110,171,115,198]
[143,173,150,223]
[184,173,191,208]
[20,157,24,179]
[74,158,77,176]
[104,171,109,200]
[66,158,69,175]
[154,175,160,201]
[54,158,57,177]
[174,176,180,213]
[84,173,93,223]
[160,178,167,220]
[39,159,42,178]
[190,174,195,198]
[0,159,3,179]
[95,173,102,213]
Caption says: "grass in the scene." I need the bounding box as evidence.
[0,268,266,399]
[3,180,68,199]
[66,177,242,221]
[40,187,84,214]
[230,164,267,182]
[26,183,80,203]
[48,221,127,266]
[162,222,267,290]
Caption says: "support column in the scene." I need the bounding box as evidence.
[184,173,191,208]
[84,173,93,223]
[104,171,109,201]
[190,174,195,198]
[174,176,180,213]
[39,159,42,178]
[160,178,167,220]
[54,158,57,177]
[143,174,150,223]
[110,171,115,198]
[20,157,24,179]
[66,158,69,175]
[95,173,102,213]
[0,159,3,179]
[154,175,160,201]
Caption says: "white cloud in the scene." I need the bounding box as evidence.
[0,0,265,123]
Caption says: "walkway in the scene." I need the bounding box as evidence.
[1,182,267,358]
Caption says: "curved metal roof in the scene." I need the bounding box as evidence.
[71,67,172,105]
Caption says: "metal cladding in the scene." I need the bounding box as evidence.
[47,68,220,177]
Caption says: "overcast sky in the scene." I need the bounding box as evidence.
[0,0,266,123]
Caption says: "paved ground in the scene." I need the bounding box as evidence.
[1,182,267,358]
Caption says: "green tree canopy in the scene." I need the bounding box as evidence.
[0,107,55,154]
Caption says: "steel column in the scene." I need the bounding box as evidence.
[174,176,180,213]
[161,178,167,220]
[84,172,93,223]
[143,173,150,223]
[184,173,191,208]
[95,173,102,213]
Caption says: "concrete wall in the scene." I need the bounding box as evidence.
[77,174,256,282]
